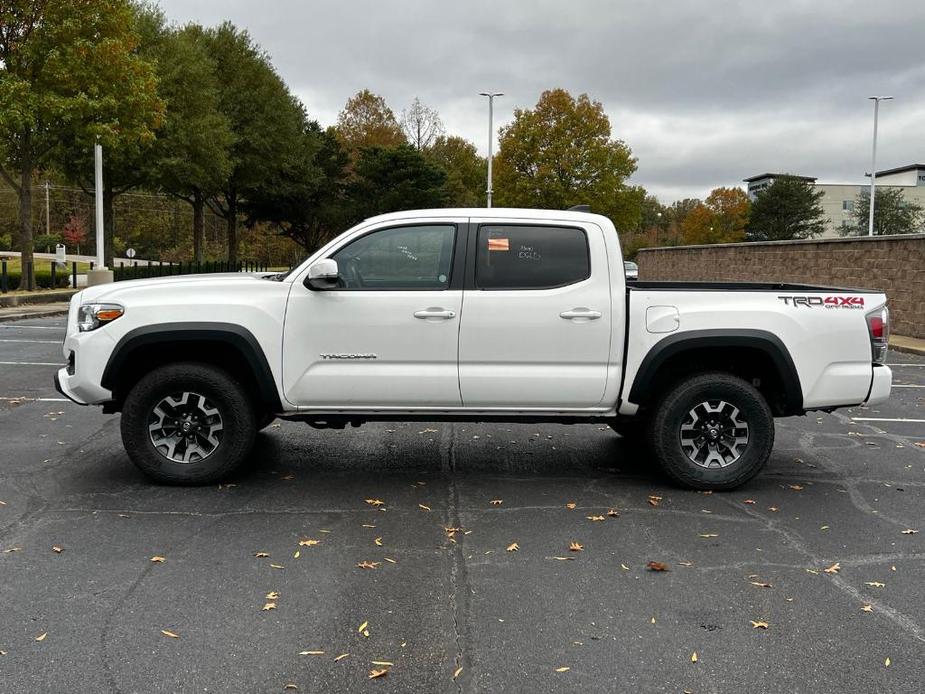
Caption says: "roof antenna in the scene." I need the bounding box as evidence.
[568,204,591,212]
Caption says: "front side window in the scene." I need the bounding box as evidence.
[331,224,455,290]
[476,225,590,289]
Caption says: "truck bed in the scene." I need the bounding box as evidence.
[629,281,883,293]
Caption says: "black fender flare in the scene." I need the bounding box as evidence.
[101,322,282,412]
[626,329,803,413]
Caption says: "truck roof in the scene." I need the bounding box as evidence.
[362,207,613,226]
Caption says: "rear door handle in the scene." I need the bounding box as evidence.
[414,308,456,320]
[560,308,602,320]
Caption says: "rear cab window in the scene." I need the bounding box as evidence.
[475,225,590,290]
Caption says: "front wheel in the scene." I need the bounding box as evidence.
[120,362,257,484]
[647,372,774,491]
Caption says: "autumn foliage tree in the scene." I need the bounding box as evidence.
[62,214,87,254]
[680,187,749,245]
[494,89,644,231]
[336,89,406,158]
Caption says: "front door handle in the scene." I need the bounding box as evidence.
[414,308,456,320]
[560,308,602,320]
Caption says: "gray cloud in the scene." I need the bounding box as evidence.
[158,0,925,201]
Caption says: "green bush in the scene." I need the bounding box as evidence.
[1,270,71,291]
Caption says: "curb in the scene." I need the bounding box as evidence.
[0,304,70,323]
[889,337,925,357]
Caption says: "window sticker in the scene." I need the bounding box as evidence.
[488,237,510,252]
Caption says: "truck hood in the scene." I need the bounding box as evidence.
[75,273,276,304]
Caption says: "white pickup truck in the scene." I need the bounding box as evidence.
[55,208,892,490]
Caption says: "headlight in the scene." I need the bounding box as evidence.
[77,303,124,332]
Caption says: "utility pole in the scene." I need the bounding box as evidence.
[867,96,893,237]
[479,92,503,208]
[45,180,50,237]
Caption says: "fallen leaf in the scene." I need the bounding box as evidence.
[365,499,385,507]
[270,563,284,570]
[374,537,383,547]
[823,562,841,574]
[284,685,298,691]
[901,529,918,535]
[749,581,772,588]
[607,508,620,517]
[550,556,575,561]
[587,515,605,522]
[371,661,393,666]
[862,604,873,613]
[691,652,698,663]
[52,545,64,553]
[506,542,519,552]
[743,499,756,504]
[254,552,270,558]
[281,474,295,481]
[418,504,431,511]
[358,621,369,633]
[620,563,630,570]
[299,539,321,546]
[300,650,324,655]
[698,533,718,538]
[0,650,6,655]
[646,561,670,572]
[865,581,885,588]
[452,665,463,679]
[569,541,583,552]
[915,442,925,448]
[3,547,22,553]
[768,507,780,512]
[750,620,769,629]
[789,484,804,491]
[334,653,349,661]
[885,657,891,667]
[566,502,577,510]
[555,666,570,672]
[161,630,179,639]
[678,561,694,567]
[489,499,503,506]
[266,591,280,600]
[368,668,388,679]
[357,561,380,570]
[150,556,166,563]
[262,602,277,611]
[384,557,397,564]
[648,496,662,507]
[293,550,301,559]
[35,632,47,642]
[362,524,376,529]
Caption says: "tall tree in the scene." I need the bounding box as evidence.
[746,175,826,241]
[852,187,925,236]
[400,97,445,150]
[153,24,233,263]
[426,135,486,207]
[348,144,446,220]
[245,123,349,253]
[494,88,644,231]
[680,186,750,245]
[0,0,162,285]
[200,22,305,263]
[335,89,406,157]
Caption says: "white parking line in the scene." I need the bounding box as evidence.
[0,361,62,366]
[0,397,70,402]
[852,417,925,423]
[0,339,60,344]
[894,384,925,388]
[886,364,925,367]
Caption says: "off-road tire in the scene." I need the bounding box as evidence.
[120,362,256,485]
[647,372,774,491]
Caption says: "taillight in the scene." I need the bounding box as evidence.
[866,306,889,365]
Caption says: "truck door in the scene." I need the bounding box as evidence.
[457,220,612,408]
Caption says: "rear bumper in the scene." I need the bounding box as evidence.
[864,364,892,405]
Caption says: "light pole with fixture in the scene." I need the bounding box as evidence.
[479,92,503,207]
[867,96,893,237]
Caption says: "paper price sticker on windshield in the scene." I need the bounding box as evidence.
[487,238,510,252]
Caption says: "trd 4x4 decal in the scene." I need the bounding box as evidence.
[778,296,865,309]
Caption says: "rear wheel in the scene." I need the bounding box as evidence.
[647,372,774,490]
[120,362,256,484]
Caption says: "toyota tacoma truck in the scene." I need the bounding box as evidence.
[54,208,892,490]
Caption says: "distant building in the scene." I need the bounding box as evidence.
[744,164,925,237]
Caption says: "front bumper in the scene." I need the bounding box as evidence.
[54,368,87,405]
[864,364,892,405]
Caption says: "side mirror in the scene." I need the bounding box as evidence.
[304,258,339,290]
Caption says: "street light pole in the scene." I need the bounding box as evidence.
[867,96,893,237]
[479,92,503,208]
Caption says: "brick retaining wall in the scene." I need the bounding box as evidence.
[636,234,925,339]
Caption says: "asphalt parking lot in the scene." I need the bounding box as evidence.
[1,315,924,693]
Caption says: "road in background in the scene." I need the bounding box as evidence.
[1,317,924,693]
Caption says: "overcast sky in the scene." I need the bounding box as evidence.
[158,0,925,202]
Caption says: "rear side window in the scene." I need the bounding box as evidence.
[476,225,590,289]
